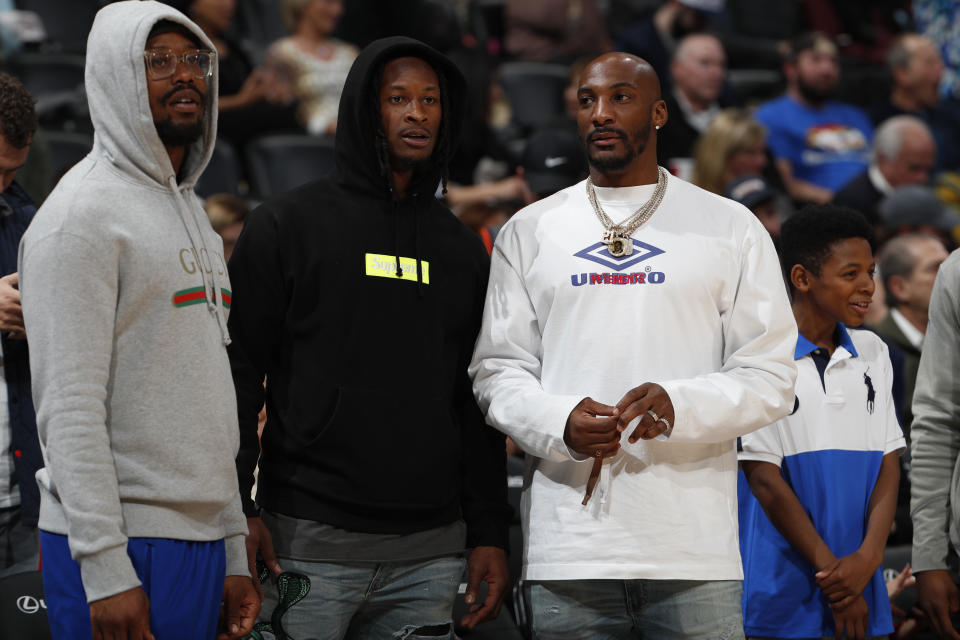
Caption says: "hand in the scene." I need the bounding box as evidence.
[234,70,267,108]
[245,516,282,601]
[614,382,675,442]
[831,594,869,639]
[0,272,25,338]
[217,575,260,640]
[816,549,878,609]
[259,64,295,104]
[916,569,960,639]
[563,397,620,458]
[459,546,509,630]
[90,586,155,640]
[888,564,916,603]
[489,173,534,205]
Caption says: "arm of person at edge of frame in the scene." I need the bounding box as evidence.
[911,254,960,640]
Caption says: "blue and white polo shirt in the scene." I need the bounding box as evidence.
[738,324,905,638]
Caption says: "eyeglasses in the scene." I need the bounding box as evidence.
[143,47,216,80]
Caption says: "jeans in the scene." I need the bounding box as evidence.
[258,555,466,640]
[527,578,745,640]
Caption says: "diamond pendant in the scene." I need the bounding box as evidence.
[604,231,633,257]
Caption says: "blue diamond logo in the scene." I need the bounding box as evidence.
[573,240,665,271]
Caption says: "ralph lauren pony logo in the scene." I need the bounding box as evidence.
[573,239,665,271]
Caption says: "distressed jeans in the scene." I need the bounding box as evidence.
[257,555,465,640]
[527,578,745,640]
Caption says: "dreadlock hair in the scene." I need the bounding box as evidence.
[369,56,454,197]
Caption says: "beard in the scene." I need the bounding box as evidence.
[155,117,205,147]
[584,123,652,172]
[796,75,835,105]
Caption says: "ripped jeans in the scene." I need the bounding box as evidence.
[258,555,465,640]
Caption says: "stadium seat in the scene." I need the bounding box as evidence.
[42,129,92,184]
[0,570,52,639]
[498,62,569,132]
[245,134,336,200]
[13,0,98,52]
[8,53,85,99]
[196,139,242,198]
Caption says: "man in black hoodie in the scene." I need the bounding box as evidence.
[227,37,511,637]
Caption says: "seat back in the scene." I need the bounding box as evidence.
[42,129,93,185]
[196,139,242,198]
[9,53,85,99]
[498,62,569,131]
[245,135,336,200]
[13,0,98,51]
[0,570,52,639]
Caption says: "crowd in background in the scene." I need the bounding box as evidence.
[2,0,960,638]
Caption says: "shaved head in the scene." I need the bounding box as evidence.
[580,53,662,101]
[576,52,667,186]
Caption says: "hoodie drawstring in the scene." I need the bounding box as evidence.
[392,195,403,279]
[168,176,231,346]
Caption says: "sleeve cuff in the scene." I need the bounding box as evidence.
[552,395,594,462]
[738,450,782,466]
[658,381,687,438]
[80,544,141,604]
[910,544,951,573]
[224,534,251,578]
[885,437,907,455]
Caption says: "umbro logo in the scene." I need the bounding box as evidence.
[573,240,665,271]
[544,156,568,168]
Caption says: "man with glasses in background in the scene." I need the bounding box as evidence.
[18,2,258,639]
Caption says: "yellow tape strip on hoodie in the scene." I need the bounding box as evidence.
[365,253,430,284]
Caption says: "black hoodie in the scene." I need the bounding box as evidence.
[228,37,509,550]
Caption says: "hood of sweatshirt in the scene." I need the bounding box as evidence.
[85,0,218,189]
[83,1,230,344]
[333,36,466,200]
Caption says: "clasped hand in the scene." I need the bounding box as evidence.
[564,383,676,457]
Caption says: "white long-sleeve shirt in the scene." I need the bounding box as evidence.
[469,175,798,581]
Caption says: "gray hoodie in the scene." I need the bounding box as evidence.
[18,1,247,602]
[910,248,960,573]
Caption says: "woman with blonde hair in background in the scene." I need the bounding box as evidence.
[692,108,769,195]
[265,0,357,136]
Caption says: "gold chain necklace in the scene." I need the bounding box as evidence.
[585,167,668,257]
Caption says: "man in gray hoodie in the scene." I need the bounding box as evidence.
[911,247,960,639]
[18,2,258,639]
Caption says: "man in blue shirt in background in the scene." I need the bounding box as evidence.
[0,71,42,579]
[756,32,873,207]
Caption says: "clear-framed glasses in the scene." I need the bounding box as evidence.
[143,47,216,80]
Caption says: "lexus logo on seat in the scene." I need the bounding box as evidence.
[17,594,46,614]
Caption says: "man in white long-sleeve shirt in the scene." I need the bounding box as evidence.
[469,52,799,638]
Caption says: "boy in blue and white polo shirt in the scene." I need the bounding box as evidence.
[739,205,904,639]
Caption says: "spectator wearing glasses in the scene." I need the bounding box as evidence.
[18,2,258,639]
